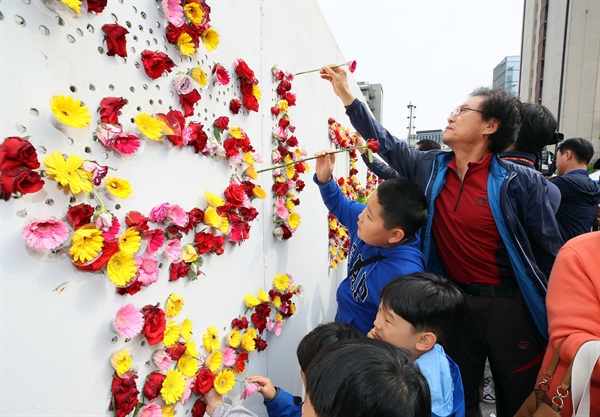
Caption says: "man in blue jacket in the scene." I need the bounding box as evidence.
[321,66,562,417]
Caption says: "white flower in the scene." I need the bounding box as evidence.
[173,74,195,95]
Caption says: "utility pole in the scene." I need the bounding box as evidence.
[407,102,417,147]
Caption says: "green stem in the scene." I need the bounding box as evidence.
[294,63,347,76]
[90,189,107,215]
[256,145,369,174]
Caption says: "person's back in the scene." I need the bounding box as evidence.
[368,272,467,417]
[314,150,428,334]
[551,137,600,241]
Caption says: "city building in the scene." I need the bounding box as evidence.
[415,129,443,146]
[493,55,520,95]
[520,0,599,158]
[358,81,383,123]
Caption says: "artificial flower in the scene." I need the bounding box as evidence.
[178,356,199,377]
[110,349,132,376]
[234,352,249,373]
[114,303,144,338]
[118,227,141,254]
[201,27,219,51]
[180,377,195,404]
[107,251,137,287]
[229,98,241,114]
[203,207,229,233]
[240,332,256,352]
[177,32,196,56]
[82,160,108,186]
[153,350,172,372]
[166,293,184,317]
[214,370,235,395]
[184,340,198,358]
[252,184,267,199]
[111,372,139,417]
[163,321,180,347]
[22,218,69,250]
[0,136,41,170]
[87,0,107,13]
[161,369,186,405]
[212,64,230,85]
[257,289,269,303]
[70,226,104,263]
[205,191,225,207]
[180,318,193,341]
[241,382,258,400]
[51,95,91,128]
[203,326,220,352]
[43,152,93,195]
[164,239,182,262]
[206,350,223,373]
[141,50,175,80]
[102,23,129,58]
[166,204,188,227]
[135,255,160,285]
[179,89,202,117]
[138,402,162,417]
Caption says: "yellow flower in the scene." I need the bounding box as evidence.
[181,244,198,263]
[178,356,199,377]
[110,349,131,376]
[190,67,207,87]
[214,369,235,394]
[273,274,290,291]
[203,326,220,352]
[257,289,269,303]
[60,0,82,13]
[177,32,196,56]
[162,406,174,417]
[205,191,225,207]
[331,260,338,269]
[285,199,295,211]
[275,313,284,324]
[166,293,185,317]
[118,228,141,254]
[329,218,337,229]
[289,302,297,315]
[184,340,198,357]
[206,350,223,373]
[272,295,281,309]
[70,226,104,263]
[201,27,219,51]
[228,127,244,139]
[106,177,132,199]
[243,152,255,165]
[276,99,289,112]
[227,330,241,348]
[163,321,180,347]
[43,152,93,195]
[252,85,261,100]
[330,247,337,256]
[244,294,260,309]
[244,164,258,180]
[246,327,257,339]
[285,164,295,179]
[181,318,193,341]
[161,369,185,405]
[240,332,256,352]
[107,252,137,287]
[204,207,229,233]
[184,2,204,24]
[135,113,164,140]
[252,185,267,199]
[288,212,301,229]
[51,95,91,127]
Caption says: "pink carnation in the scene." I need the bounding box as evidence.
[149,203,169,223]
[114,303,144,338]
[153,350,172,371]
[166,204,188,227]
[241,382,258,400]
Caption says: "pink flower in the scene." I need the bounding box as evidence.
[153,349,172,371]
[164,239,182,262]
[139,401,162,417]
[135,255,159,285]
[22,218,69,250]
[166,204,188,227]
[96,212,121,240]
[271,150,283,164]
[96,123,122,148]
[114,303,144,338]
[82,161,108,186]
[149,203,169,223]
[212,64,230,85]
[143,229,165,254]
[182,126,193,145]
[347,60,357,73]
[275,198,289,219]
[180,377,195,404]
[272,126,288,142]
[162,0,184,27]
[222,347,236,367]
[113,133,141,155]
[241,382,258,400]
[266,318,282,336]
[173,74,195,95]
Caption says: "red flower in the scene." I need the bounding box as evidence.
[283,91,296,106]
[166,343,186,361]
[366,139,380,153]
[286,136,298,147]
[169,261,190,281]
[159,110,185,147]
[143,372,166,401]
[255,337,268,351]
[235,59,256,84]
[229,99,241,115]
[234,352,249,373]
[272,182,289,196]
[241,83,259,112]
[0,167,44,200]
[194,232,224,255]
[141,50,175,80]
[87,0,107,13]
[328,118,335,125]
[214,116,229,131]
[192,399,207,417]
[125,211,150,231]
[0,136,41,170]
[231,316,248,330]
[187,122,208,154]
[102,23,129,58]
[116,278,143,295]
[347,60,358,73]
[99,97,127,124]
[188,208,205,229]
[224,183,246,208]
[165,23,185,44]
[179,89,201,117]
[212,64,231,85]
[276,79,292,96]
[251,313,267,334]
[295,179,306,192]
[66,204,95,230]
[141,305,166,345]
[223,138,239,159]
[111,372,139,417]
[77,239,119,271]
[239,206,258,222]
[270,106,280,116]
[143,228,165,254]
[280,224,293,240]
[278,118,290,130]
[193,368,215,395]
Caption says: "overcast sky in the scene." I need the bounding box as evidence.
[317,0,524,138]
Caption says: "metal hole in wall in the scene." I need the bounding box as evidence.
[111,336,118,344]
[132,5,137,14]
[89,84,95,91]
[67,137,74,145]
[0,11,4,21]
[140,11,147,19]
[132,35,138,42]
[136,106,141,111]
[149,99,154,105]
[156,21,161,29]
[155,84,160,91]
[16,209,27,218]
[15,124,26,133]
[158,99,163,104]
[39,146,47,154]
[103,152,109,159]
[30,108,39,116]
[69,85,77,93]
[169,91,174,97]
[14,15,26,26]
[130,86,135,93]
[84,147,92,153]
[146,40,151,47]
[108,84,115,91]
[140,340,146,347]
[138,24,143,32]
[161,36,166,43]
[216,97,219,103]
[39,25,50,36]
[143,84,148,90]
[76,28,83,37]
[125,21,131,28]
[66,34,76,43]
[21,0,31,4]
[168,106,173,111]
[111,13,118,23]
[86,23,94,33]
[204,117,208,122]
[209,94,212,100]
[98,46,105,54]
[134,62,140,68]
[153,38,158,45]
[115,204,121,210]
[148,28,153,34]
[69,197,76,204]
[45,198,54,206]
[118,0,123,3]
[130,117,135,123]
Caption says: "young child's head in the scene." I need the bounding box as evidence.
[371,272,466,359]
[296,321,364,378]
[303,338,431,417]
[357,178,427,248]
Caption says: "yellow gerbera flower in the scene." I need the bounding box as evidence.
[106,177,132,198]
[214,369,235,395]
[272,295,281,309]
[70,226,104,263]
[43,152,93,195]
[275,313,284,324]
[285,164,295,179]
[181,244,198,263]
[273,274,290,292]
[205,191,225,207]
[51,95,90,127]
[244,164,258,180]
[285,199,296,211]
[166,293,185,317]
[288,212,301,229]
[276,99,289,112]
[201,27,220,51]
[135,113,164,140]
[243,152,255,165]
[228,127,244,139]
[204,206,229,233]
[110,349,131,376]
[227,330,241,348]
[252,185,267,199]
[258,289,269,303]
[244,294,260,309]
[118,228,141,254]
[178,356,199,377]
[331,260,338,269]
[162,406,175,417]
[246,327,257,339]
[184,340,198,357]
[161,369,185,405]
[163,321,180,347]
[240,333,256,352]
[206,350,223,373]
[252,85,261,100]
[289,302,297,315]
[177,32,196,56]
[60,0,82,13]
[184,3,204,24]
[181,318,193,341]
[190,67,207,87]
[203,326,220,352]
[107,251,137,287]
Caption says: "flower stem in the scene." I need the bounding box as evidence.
[256,145,369,174]
[90,190,107,215]
[294,63,347,76]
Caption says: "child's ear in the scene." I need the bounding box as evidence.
[389,227,405,244]
[415,332,437,353]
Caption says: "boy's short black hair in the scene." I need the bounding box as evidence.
[296,321,364,373]
[415,139,441,151]
[376,178,427,238]
[513,103,558,155]
[380,272,466,339]
[305,338,431,417]
[557,137,595,165]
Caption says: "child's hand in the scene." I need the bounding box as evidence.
[204,388,224,416]
[315,150,335,184]
[246,375,277,401]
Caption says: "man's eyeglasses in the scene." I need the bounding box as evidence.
[450,105,485,118]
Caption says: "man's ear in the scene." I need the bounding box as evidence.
[483,118,500,136]
[388,227,405,244]
[415,332,437,353]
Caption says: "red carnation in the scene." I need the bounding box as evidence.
[166,343,186,361]
[272,182,289,196]
[234,352,249,373]
[116,278,143,296]
[141,305,166,345]
[125,211,150,231]
[179,89,201,117]
[99,97,127,124]
[229,99,241,115]
[143,372,166,400]
[255,337,268,351]
[187,122,209,154]
[141,50,175,80]
[235,59,256,84]
[192,399,207,417]
[214,116,229,131]
[283,91,296,106]
[102,23,129,58]
[169,261,190,281]
[231,317,249,330]
[110,372,139,417]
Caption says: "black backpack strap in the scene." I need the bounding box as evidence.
[348,254,387,277]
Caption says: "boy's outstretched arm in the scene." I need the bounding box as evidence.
[314,150,336,184]
[246,375,277,401]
